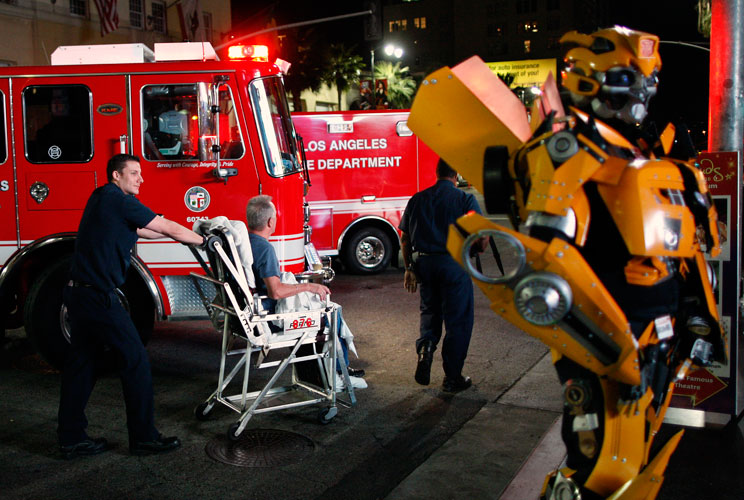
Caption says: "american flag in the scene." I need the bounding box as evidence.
[93,0,119,36]
[177,0,204,41]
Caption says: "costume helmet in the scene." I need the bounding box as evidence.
[561,26,661,124]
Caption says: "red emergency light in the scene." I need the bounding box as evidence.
[228,44,269,62]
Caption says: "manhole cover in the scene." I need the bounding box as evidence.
[205,429,315,467]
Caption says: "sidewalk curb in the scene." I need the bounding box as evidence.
[499,415,565,499]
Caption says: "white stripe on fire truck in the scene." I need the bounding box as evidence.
[137,237,305,268]
[136,241,198,264]
[0,245,18,264]
[268,233,304,242]
[269,234,305,267]
[146,263,203,269]
[308,196,411,214]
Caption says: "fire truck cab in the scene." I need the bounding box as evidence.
[0,42,317,369]
[293,110,438,273]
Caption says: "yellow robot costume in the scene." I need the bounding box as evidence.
[408,26,726,500]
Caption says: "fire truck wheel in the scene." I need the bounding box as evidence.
[24,257,73,370]
[24,259,154,370]
[344,227,393,274]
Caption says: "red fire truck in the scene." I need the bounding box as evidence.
[292,110,438,273]
[0,42,320,368]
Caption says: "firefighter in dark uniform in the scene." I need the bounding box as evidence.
[399,160,484,392]
[58,153,205,459]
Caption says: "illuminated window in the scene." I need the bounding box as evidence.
[130,0,143,29]
[521,21,538,33]
[151,1,166,33]
[69,0,87,17]
[414,17,427,29]
[524,40,531,53]
[388,19,407,32]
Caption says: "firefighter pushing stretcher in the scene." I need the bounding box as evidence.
[408,26,726,500]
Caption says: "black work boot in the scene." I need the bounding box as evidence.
[415,341,435,386]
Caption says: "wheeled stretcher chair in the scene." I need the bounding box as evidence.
[188,223,356,440]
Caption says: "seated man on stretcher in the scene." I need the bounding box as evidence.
[246,195,330,309]
[246,195,367,385]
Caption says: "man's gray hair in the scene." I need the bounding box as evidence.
[246,195,276,230]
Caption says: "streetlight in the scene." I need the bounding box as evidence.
[370,43,403,106]
[384,43,403,58]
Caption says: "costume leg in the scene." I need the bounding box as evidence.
[416,256,444,352]
[440,258,474,379]
[57,287,100,445]
[553,356,605,490]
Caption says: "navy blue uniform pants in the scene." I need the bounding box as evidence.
[415,255,474,379]
[58,286,158,446]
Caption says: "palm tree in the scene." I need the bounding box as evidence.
[374,60,417,109]
[279,28,325,111]
[320,44,366,110]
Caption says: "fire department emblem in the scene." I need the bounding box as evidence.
[184,186,210,212]
[48,145,62,160]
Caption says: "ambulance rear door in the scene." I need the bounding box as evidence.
[11,74,128,243]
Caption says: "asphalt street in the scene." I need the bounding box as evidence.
[1,266,742,500]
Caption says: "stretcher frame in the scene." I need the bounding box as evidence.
[189,228,355,439]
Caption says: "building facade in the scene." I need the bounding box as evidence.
[380,0,607,76]
[0,0,232,66]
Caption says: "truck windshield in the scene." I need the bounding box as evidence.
[249,76,301,177]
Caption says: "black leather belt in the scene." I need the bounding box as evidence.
[67,280,95,289]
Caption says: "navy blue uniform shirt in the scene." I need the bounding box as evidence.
[399,179,482,253]
[71,183,156,291]
[249,232,281,312]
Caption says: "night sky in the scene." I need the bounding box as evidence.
[231,0,711,142]
[608,0,710,144]
[230,1,367,49]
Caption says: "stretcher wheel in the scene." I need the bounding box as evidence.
[194,401,213,421]
[227,422,243,441]
[317,406,337,424]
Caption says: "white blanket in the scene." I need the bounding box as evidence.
[276,271,358,358]
[193,217,255,288]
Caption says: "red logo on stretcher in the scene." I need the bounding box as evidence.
[288,316,316,330]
